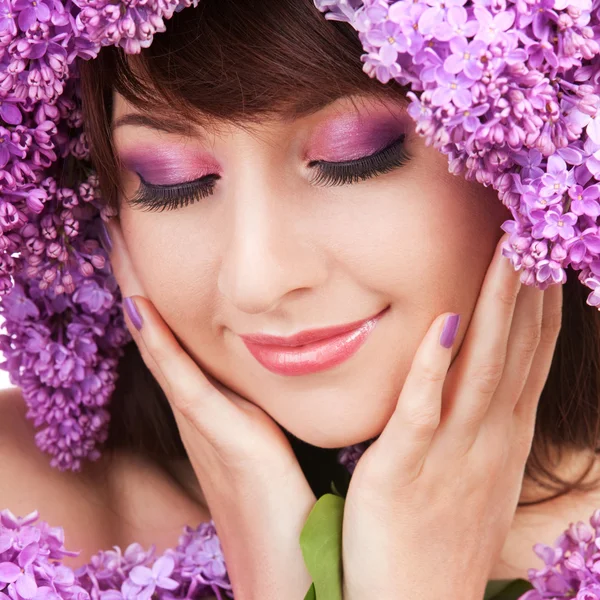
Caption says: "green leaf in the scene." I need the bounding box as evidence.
[303,582,317,600]
[484,578,534,600]
[299,493,345,600]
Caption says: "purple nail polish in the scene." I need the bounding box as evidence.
[440,313,460,349]
[99,220,113,254]
[124,297,143,331]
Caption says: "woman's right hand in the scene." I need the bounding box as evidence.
[103,217,317,600]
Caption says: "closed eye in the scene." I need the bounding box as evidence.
[126,133,412,213]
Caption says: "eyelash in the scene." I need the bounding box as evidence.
[127,133,412,213]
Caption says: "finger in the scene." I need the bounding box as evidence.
[440,233,522,445]
[482,282,544,427]
[105,219,240,435]
[363,312,459,486]
[512,281,563,434]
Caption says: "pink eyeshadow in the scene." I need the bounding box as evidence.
[119,146,221,185]
[306,113,411,163]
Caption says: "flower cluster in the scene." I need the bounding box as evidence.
[6,502,600,600]
[520,508,600,598]
[315,0,600,299]
[0,0,197,470]
[0,508,233,600]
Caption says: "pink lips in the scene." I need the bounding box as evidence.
[241,306,389,376]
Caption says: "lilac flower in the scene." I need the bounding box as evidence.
[512,149,545,181]
[2,546,39,600]
[569,183,600,217]
[473,6,515,43]
[417,0,466,36]
[435,6,479,42]
[566,227,600,263]
[313,0,358,23]
[0,510,85,600]
[387,3,426,55]
[444,37,488,79]
[517,508,600,598]
[543,208,577,240]
[432,68,473,108]
[0,511,233,600]
[447,103,489,132]
[337,439,375,474]
[14,0,50,32]
[536,259,567,284]
[0,0,16,35]
[527,39,559,70]
[0,127,26,169]
[585,277,600,307]
[529,0,558,40]
[0,101,22,126]
[124,557,179,600]
[366,19,410,64]
[540,155,574,198]
[176,523,231,596]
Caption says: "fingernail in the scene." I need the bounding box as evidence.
[99,220,113,254]
[440,313,460,349]
[124,296,143,331]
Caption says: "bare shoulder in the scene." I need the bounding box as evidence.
[0,387,211,569]
[104,448,212,556]
[492,450,600,580]
[0,387,121,566]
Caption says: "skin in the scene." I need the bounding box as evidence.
[112,90,512,450]
[105,89,584,595]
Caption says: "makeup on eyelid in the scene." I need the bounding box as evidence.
[117,111,411,184]
[305,113,411,163]
[120,147,221,185]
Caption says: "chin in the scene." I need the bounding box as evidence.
[278,405,392,449]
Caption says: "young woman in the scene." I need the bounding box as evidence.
[1,0,598,598]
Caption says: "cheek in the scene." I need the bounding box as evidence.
[120,213,217,335]
[321,161,509,317]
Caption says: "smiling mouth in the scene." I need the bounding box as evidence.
[241,306,390,376]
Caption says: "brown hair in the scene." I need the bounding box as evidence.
[77,0,600,505]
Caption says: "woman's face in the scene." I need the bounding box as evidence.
[112,90,511,448]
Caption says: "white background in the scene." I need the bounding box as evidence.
[0,317,16,390]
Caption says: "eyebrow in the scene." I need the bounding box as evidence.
[111,95,405,137]
[111,114,197,136]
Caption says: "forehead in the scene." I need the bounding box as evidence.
[111,89,410,138]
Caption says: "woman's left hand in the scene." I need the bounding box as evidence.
[341,234,563,600]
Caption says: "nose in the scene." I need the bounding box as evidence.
[217,182,327,314]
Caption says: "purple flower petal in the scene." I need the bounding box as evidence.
[0,533,13,553]
[17,6,35,30]
[0,146,9,169]
[18,543,39,568]
[34,1,50,21]
[28,41,48,59]
[156,577,178,591]
[15,573,37,599]
[137,583,155,600]
[0,103,22,125]
[152,556,174,579]
[128,566,152,587]
[0,563,21,583]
